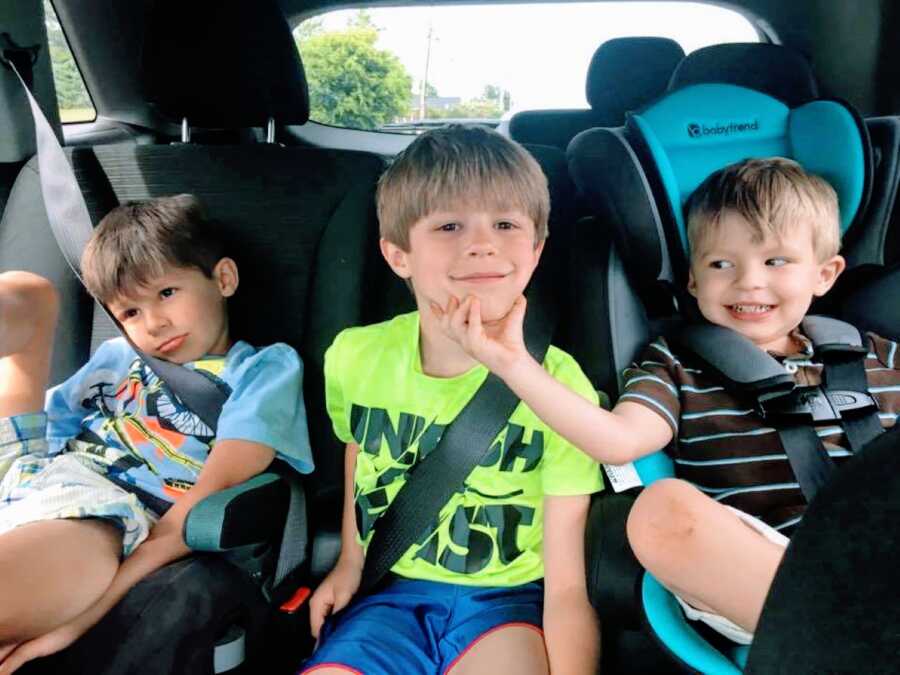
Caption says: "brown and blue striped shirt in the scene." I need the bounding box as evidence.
[621,331,900,534]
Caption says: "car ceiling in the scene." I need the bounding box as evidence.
[52,0,900,127]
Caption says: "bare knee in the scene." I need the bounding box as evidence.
[626,478,706,572]
[448,624,547,675]
[0,272,59,322]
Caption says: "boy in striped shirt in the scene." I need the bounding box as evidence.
[433,157,900,645]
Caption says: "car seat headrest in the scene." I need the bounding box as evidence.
[630,83,869,259]
[142,0,309,128]
[669,43,819,107]
[586,37,684,114]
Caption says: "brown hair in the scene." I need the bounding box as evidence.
[686,157,840,260]
[376,124,549,250]
[81,194,225,302]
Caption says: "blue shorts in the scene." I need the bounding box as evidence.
[300,577,544,675]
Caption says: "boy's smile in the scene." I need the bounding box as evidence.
[107,259,238,364]
[382,207,544,325]
[688,211,845,354]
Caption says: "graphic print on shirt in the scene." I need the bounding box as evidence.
[350,402,544,575]
[68,357,230,500]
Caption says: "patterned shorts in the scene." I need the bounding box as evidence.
[0,412,156,556]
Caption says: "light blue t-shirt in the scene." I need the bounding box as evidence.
[44,338,312,510]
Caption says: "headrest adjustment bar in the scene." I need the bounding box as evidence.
[266,117,276,144]
[181,117,191,144]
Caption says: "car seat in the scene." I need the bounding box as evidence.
[566,51,895,673]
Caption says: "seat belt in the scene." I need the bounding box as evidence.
[673,317,883,502]
[360,274,557,593]
[2,54,229,432]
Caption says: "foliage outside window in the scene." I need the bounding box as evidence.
[294,3,757,134]
[44,0,95,123]
[297,12,413,129]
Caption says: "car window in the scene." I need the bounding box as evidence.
[294,2,758,134]
[44,0,95,123]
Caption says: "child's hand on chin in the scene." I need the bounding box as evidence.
[431,294,530,376]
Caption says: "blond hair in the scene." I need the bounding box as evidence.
[686,157,840,260]
[82,194,225,303]
[376,124,549,250]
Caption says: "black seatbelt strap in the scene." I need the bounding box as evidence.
[360,278,556,593]
[775,425,835,502]
[820,355,884,453]
[802,317,884,452]
[3,58,228,431]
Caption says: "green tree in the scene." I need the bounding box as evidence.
[294,17,324,44]
[299,24,412,129]
[426,99,503,120]
[482,84,501,102]
[43,0,92,113]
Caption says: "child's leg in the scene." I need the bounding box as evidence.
[626,478,785,634]
[0,518,121,645]
[446,624,548,675]
[0,272,59,417]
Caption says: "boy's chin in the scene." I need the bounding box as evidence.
[477,297,519,324]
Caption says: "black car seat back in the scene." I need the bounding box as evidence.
[509,37,684,151]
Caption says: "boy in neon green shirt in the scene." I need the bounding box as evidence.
[302,126,603,675]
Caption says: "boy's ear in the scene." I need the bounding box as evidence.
[380,238,412,279]
[687,269,698,297]
[814,254,846,296]
[213,257,239,298]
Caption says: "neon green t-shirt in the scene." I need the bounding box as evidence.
[324,311,604,587]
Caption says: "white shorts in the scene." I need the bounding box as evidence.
[674,506,790,645]
[0,413,156,557]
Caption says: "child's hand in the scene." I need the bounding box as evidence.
[432,294,530,377]
[309,556,363,639]
[0,616,86,674]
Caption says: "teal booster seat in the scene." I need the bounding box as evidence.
[568,73,900,673]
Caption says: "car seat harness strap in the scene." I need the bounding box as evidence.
[672,316,882,502]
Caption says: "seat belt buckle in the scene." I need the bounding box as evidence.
[279,586,311,614]
[826,390,879,418]
[758,387,812,422]
[758,386,838,423]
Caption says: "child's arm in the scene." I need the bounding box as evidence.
[0,439,275,671]
[542,494,599,674]
[434,295,673,465]
[309,442,364,638]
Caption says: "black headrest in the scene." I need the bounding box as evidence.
[142,0,309,127]
[586,37,684,112]
[669,43,819,106]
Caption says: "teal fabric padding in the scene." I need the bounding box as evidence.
[631,84,864,256]
[634,450,675,485]
[184,472,281,551]
[642,573,743,675]
[732,645,751,668]
[789,101,864,233]
[633,84,790,255]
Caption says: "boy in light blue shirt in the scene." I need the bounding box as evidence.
[0,194,312,672]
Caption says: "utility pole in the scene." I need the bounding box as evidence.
[418,20,433,120]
